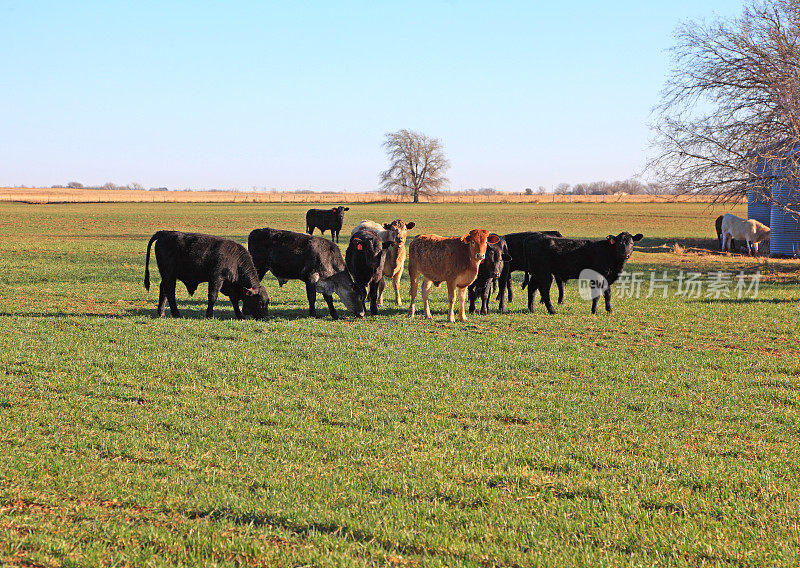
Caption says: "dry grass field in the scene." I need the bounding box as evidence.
[0,187,738,205]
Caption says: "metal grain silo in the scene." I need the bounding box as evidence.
[748,189,772,226]
[770,178,800,257]
[747,157,772,226]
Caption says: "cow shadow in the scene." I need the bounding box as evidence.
[0,300,364,321]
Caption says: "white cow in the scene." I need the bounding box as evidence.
[721,213,770,256]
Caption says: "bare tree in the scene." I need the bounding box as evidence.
[380,129,450,203]
[554,183,571,195]
[650,0,800,212]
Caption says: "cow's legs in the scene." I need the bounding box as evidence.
[307,226,314,235]
[480,283,491,315]
[422,278,434,319]
[722,234,730,252]
[230,297,243,320]
[206,279,222,319]
[457,286,468,321]
[496,270,508,312]
[368,281,379,316]
[160,278,180,318]
[377,277,385,306]
[527,275,539,311]
[392,272,403,306]
[445,281,457,323]
[468,285,477,314]
[604,287,613,313]
[323,294,339,320]
[305,282,318,317]
[557,278,565,304]
[538,275,556,314]
[407,268,419,318]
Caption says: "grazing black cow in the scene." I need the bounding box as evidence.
[496,231,564,312]
[248,227,364,319]
[345,229,394,316]
[468,237,511,315]
[306,206,350,242]
[144,231,269,319]
[522,232,644,315]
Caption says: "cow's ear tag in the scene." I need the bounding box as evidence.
[357,243,363,250]
[608,237,615,245]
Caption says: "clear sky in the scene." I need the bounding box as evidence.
[1,1,744,192]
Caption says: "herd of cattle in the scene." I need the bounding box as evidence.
[143,206,646,322]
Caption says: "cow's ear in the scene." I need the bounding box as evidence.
[406,222,415,230]
[344,207,350,211]
[383,223,392,229]
[502,253,512,261]
[461,234,471,244]
[607,235,615,245]
[633,233,643,241]
[488,233,501,244]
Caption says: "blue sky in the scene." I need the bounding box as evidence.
[1,1,744,191]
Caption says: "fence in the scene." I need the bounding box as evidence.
[0,188,738,205]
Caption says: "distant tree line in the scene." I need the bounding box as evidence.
[551,179,670,196]
[51,182,168,191]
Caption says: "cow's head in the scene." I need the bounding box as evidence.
[242,285,270,319]
[606,232,643,260]
[461,229,500,264]
[383,219,416,246]
[351,231,393,276]
[480,238,512,279]
[333,206,350,219]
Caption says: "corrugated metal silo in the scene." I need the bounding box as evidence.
[770,179,800,257]
[747,157,772,226]
[748,189,772,226]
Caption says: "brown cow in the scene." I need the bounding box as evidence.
[408,229,500,322]
[351,219,416,306]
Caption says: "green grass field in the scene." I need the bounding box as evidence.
[1,202,799,567]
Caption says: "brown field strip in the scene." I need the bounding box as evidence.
[0,187,739,204]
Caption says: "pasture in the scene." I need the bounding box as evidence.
[1,202,799,567]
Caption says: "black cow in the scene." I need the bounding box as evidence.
[248,227,364,319]
[345,229,394,316]
[306,206,350,242]
[144,231,269,319]
[522,232,644,315]
[497,231,564,312]
[468,237,511,315]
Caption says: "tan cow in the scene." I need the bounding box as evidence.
[408,229,500,322]
[351,219,416,306]
[721,213,770,256]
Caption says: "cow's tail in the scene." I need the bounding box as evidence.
[144,231,164,290]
